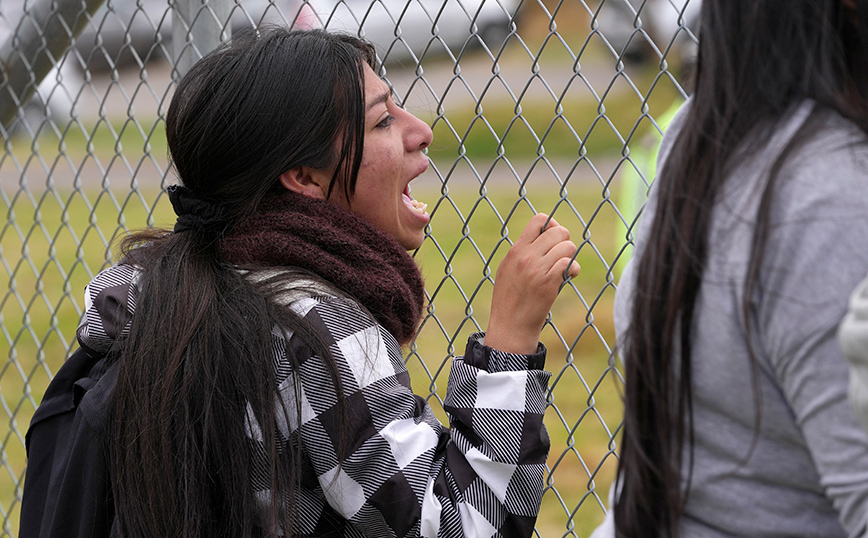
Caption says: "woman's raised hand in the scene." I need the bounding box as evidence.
[484,213,580,355]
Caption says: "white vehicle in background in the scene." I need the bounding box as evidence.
[307,0,519,63]
[70,0,518,71]
[72,0,173,71]
[0,0,83,134]
[1,0,519,132]
[596,0,701,65]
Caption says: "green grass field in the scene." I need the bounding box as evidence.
[1,174,628,536]
[409,177,626,536]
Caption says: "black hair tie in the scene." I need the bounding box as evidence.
[167,185,232,237]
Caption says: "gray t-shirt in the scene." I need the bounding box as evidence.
[610,101,868,538]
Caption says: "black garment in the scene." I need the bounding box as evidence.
[20,347,118,538]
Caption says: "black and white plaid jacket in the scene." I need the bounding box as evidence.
[77,263,551,537]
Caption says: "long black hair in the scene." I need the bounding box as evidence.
[614,1,868,537]
[109,28,377,537]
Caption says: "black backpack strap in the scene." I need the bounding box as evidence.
[24,347,104,452]
[20,347,117,538]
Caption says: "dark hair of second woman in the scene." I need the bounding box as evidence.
[615,1,868,537]
[109,28,376,537]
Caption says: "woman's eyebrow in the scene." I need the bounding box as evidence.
[366,89,391,112]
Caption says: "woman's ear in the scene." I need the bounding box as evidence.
[279,167,329,200]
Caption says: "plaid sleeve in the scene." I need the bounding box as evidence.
[282,296,550,537]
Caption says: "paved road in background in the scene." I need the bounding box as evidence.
[3,48,627,191]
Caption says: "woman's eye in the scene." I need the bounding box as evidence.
[376,115,395,129]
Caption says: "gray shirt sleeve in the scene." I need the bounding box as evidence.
[756,133,868,535]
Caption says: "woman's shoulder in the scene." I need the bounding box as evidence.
[77,262,143,353]
[241,267,342,303]
[289,293,383,339]
[793,101,868,161]
[87,260,142,290]
[773,103,868,213]
[716,100,868,227]
[278,290,407,391]
[245,267,393,345]
[241,267,373,320]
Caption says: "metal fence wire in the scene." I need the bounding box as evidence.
[0,0,699,535]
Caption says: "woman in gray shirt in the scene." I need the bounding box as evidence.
[606,1,868,537]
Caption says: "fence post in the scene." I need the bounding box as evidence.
[172,0,233,79]
[0,0,105,131]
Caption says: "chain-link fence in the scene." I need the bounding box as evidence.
[0,0,698,535]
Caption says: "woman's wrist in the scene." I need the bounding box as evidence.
[483,324,541,355]
[466,332,546,372]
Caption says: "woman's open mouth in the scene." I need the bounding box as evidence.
[403,186,428,216]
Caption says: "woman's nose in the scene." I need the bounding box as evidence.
[404,110,433,151]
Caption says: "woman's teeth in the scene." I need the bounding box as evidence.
[403,190,428,215]
[410,199,428,215]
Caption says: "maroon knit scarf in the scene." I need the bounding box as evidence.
[219,190,425,345]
